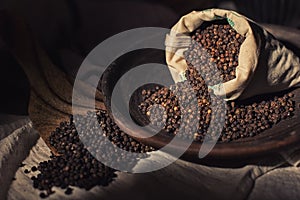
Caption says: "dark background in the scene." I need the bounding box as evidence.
[1,0,300,115]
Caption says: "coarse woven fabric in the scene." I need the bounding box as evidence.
[165,8,300,100]
[1,115,300,200]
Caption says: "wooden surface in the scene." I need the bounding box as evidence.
[1,11,106,154]
[101,30,300,166]
[3,4,300,160]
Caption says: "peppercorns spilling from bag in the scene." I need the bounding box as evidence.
[139,20,296,142]
[139,83,295,142]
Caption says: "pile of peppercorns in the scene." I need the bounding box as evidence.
[26,110,154,198]
[139,20,296,142]
[139,84,295,142]
[185,19,245,84]
[25,19,297,198]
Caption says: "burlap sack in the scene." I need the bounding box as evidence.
[165,8,300,100]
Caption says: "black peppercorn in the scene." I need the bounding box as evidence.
[139,19,295,143]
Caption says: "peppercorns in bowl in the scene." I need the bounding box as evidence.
[101,20,300,167]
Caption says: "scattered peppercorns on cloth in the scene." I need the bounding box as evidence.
[29,110,154,198]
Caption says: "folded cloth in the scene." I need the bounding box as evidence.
[1,114,300,200]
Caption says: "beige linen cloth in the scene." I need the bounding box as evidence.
[165,9,300,100]
[1,116,300,200]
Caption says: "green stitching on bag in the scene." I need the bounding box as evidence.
[227,18,235,27]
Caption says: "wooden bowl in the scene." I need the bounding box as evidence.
[101,26,300,167]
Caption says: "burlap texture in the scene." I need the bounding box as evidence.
[165,9,300,100]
